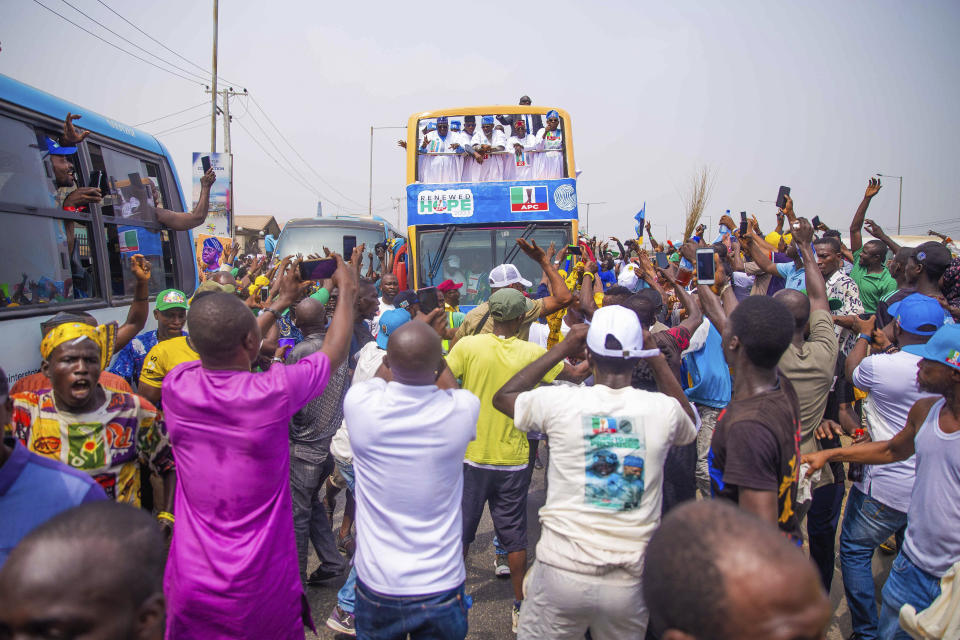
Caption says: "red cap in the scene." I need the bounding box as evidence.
[437,279,463,292]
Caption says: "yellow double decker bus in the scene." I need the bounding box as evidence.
[404,106,579,309]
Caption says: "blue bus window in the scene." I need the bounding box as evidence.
[0,115,64,209]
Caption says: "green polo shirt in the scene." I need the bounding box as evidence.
[850,248,897,314]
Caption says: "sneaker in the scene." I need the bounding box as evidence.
[512,599,521,633]
[495,553,511,578]
[325,605,356,636]
[306,566,342,585]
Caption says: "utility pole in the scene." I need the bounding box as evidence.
[578,201,606,235]
[221,88,231,153]
[210,0,219,153]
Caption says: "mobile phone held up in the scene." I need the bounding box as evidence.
[739,211,748,235]
[776,185,791,210]
[567,244,582,256]
[696,248,716,285]
[811,215,821,229]
[298,258,337,281]
[655,252,669,269]
[343,236,357,260]
[201,155,212,174]
[417,286,440,315]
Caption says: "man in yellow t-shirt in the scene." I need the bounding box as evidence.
[139,335,199,408]
[446,288,565,628]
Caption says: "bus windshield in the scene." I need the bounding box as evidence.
[418,223,570,306]
[274,225,386,260]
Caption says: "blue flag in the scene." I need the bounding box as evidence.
[634,202,646,240]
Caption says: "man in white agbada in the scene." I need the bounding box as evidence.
[471,115,507,182]
[457,117,482,183]
[505,119,539,181]
[419,116,463,183]
[534,109,564,179]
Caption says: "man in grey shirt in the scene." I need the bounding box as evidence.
[287,296,351,585]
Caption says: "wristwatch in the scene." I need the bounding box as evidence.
[858,333,872,343]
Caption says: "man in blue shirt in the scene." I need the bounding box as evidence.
[0,366,105,565]
[109,288,189,387]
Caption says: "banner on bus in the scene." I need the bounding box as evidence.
[406,178,578,226]
[192,152,232,238]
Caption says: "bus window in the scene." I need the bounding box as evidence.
[0,114,66,209]
[494,226,570,283]
[104,223,176,297]
[87,142,160,222]
[0,212,101,307]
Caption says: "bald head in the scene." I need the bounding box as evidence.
[294,296,327,333]
[644,500,829,640]
[0,502,167,640]
[384,320,442,385]
[210,270,237,287]
[773,288,811,330]
[187,292,257,361]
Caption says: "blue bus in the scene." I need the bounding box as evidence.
[0,73,198,384]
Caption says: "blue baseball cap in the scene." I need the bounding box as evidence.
[393,290,418,312]
[902,324,960,372]
[44,137,77,156]
[888,293,946,336]
[376,308,411,350]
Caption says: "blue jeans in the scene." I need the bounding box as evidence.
[336,460,357,613]
[879,552,941,640]
[839,486,909,640]
[355,580,468,640]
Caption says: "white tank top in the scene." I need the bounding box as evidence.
[902,397,960,577]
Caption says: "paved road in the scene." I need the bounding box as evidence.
[305,468,893,639]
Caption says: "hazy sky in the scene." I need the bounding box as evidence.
[4,0,959,242]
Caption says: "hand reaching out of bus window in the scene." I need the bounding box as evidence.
[62,113,90,146]
[130,254,151,282]
[397,139,407,149]
[62,187,102,209]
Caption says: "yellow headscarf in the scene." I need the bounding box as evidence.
[40,322,117,370]
[248,275,271,297]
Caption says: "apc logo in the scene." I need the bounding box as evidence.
[510,186,548,212]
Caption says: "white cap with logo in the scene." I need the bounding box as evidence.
[586,305,661,359]
[617,264,642,293]
[489,263,532,289]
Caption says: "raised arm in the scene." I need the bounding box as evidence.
[864,219,901,254]
[579,262,600,320]
[844,315,876,382]
[116,254,152,350]
[655,264,702,333]
[744,235,781,277]
[849,177,882,253]
[319,256,358,370]
[155,170,216,231]
[517,239,572,316]
[791,212,830,314]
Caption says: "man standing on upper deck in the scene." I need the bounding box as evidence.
[471,116,507,182]
[419,117,463,183]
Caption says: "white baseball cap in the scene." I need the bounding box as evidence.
[586,305,660,359]
[617,265,642,292]
[489,263,532,289]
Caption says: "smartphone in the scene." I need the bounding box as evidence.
[258,287,270,303]
[298,258,337,281]
[655,252,669,269]
[776,185,791,210]
[696,248,716,285]
[343,235,357,259]
[417,286,439,315]
[201,155,212,174]
[812,215,821,229]
[88,170,104,191]
[567,244,582,256]
[739,211,748,235]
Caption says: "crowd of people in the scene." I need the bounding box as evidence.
[402,95,568,183]
[2,170,960,640]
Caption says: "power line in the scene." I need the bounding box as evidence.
[153,121,209,138]
[234,119,325,200]
[134,102,208,127]
[242,107,345,210]
[57,0,210,83]
[30,0,205,86]
[248,95,365,207]
[151,114,212,136]
[94,0,243,88]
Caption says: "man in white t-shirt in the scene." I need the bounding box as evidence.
[492,305,697,639]
[344,320,479,639]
